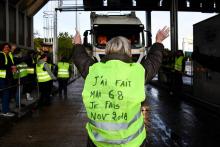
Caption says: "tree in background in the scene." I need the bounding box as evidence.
[34,38,43,50]
[58,32,73,61]
[33,32,73,62]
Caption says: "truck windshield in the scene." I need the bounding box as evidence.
[94,25,144,49]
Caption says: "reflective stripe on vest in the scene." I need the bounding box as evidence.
[27,68,34,74]
[0,70,6,78]
[93,122,145,144]
[83,60,146,147]
[9,52,14,64]
[0,51,14,65]
[36,62,52,82]
[14,62,28,79]
[57,62,70,78]
[174,56,184,72]
[89,111,141,131]
[0,52,14,78]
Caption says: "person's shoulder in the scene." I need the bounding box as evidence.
[150,43,164,51]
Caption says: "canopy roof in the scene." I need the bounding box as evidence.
[8,0,49,16]
[83,0,219,13]
[11,0,219,16]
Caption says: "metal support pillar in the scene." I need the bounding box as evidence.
[145,11,151,32]
[16,6,19,44]
[15,0,24,45]
[5,0,9,42]
[53,10,58,64]
[170,0,178,52]
[75,0,78,30]
[17,71,21,117]
[24,12,27,46]
[145,11,152,48]
[30,17,34,48]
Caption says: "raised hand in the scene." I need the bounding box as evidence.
[156,26,170,43]
[72,29,82,45]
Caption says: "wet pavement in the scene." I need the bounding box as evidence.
[146,85,220,147]
[0,77,87,147]
[0,77,220,147]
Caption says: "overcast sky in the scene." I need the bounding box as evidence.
[34,1,216,49]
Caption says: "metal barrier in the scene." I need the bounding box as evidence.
[0,63,82,118]
[0,71,39,118]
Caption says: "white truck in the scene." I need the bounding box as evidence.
[83,12,149,62]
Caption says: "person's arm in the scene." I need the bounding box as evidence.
[141,43,164,83]
[72,30,96,79]
[44,63,57,80]
[68,63,72,77]
[141,26,169,83]
[52,64,57,75]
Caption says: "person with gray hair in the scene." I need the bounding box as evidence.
[105,36,132,57]
[72,26,169,147]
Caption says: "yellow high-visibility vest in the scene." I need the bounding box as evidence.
[174,56,184,72]
[82,60,146,147]
[27,68,35,74]
[36,62,52,82]
[13,62,28,79]
[0,52,14,78]
[58,62,70,78]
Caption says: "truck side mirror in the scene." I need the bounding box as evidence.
[83,30,91,45]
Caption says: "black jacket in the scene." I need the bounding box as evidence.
[72,43,164,83]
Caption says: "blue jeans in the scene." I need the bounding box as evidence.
[0,78,10,113]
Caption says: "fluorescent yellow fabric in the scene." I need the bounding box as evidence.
[0,70,6,78]
[36,62,52,82]
[57,62,70,78]
[13,62,28,79]
[0,52,14,78]
[174,56,184,72]
[27,68,35,74]
[82,60,146,147]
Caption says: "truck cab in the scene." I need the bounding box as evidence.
[84,12,146,62]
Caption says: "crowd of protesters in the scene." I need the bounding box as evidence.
[0,43,73,117]
[0,26,196,147]
[159,49,187,95]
